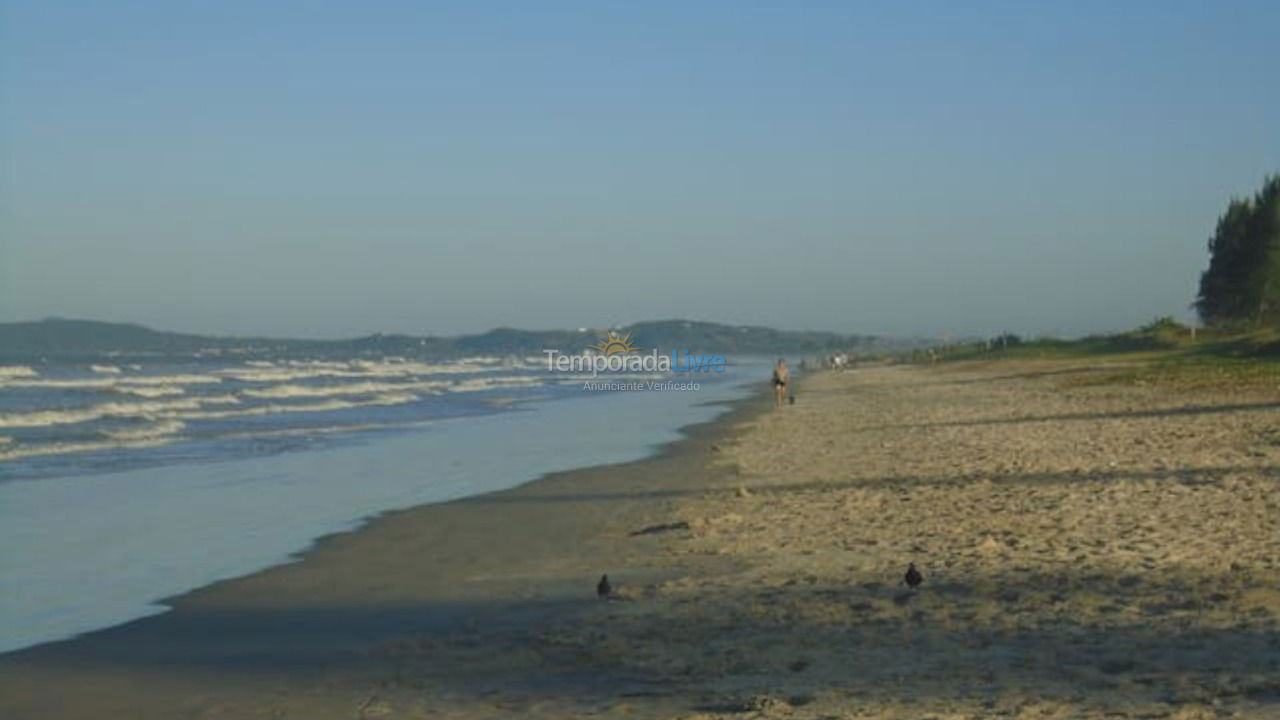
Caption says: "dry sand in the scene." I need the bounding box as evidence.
[2,361,1278,719]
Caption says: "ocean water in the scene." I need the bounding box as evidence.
[0,354,769,653]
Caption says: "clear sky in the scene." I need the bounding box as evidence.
[2,1,1277,339]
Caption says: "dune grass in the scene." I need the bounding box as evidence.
[906,322,1280,391]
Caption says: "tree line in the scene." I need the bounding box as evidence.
[1196,173,1280,326]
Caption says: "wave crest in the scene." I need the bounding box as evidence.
[99,420,187,441]
[0,395,240,429]
[0,366,38,379]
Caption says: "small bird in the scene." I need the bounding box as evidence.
[597,574,612,599]
[904,563,923,588]
[788,395,796,405]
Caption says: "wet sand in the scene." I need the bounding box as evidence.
[2,362,1278,719]
[0,389,764,720]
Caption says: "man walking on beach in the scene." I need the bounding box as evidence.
[772,358,789,409]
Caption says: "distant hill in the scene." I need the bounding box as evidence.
[0,319,215,356]
[0,317,918,360]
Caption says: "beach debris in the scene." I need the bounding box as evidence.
[788,395,795,405]
[597,574,612,599]
[356,694,393,719]
[629,520,691,536]
[904,562,923,588]
[978,536,1005,553]
[740,694,793,714]
[735,486,752,498]
[700,694,793,715]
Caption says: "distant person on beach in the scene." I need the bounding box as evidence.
[772,358,789,408]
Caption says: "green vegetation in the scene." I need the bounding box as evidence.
[898,173,1280,389]
[1196,174,1280,326]
[0,318,911,361]
[903,321,1280,390]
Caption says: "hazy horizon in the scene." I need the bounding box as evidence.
[0,312,1205,343]
[3,2,1278,340]
[1,314,933,342]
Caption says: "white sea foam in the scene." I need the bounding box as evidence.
[124,374,223,386]
[170,392,418,421]
[357,361,506,376]
[239,382,375,399]
[218,360,506,383]
[0,374,434,430]
[110,385,186,398]
[0,419,404,463]
[91,365,122,374]
[449,376,545,393]
[244,360,276,367]
[0,437,173,462]
[216,367,366,383]
[454,356,503,365]
[0,395,240,429]
[7,378,125,390]
[0,366,39,379]
[4,373,223,390]
[99,420,187,442]
[286,360,349,369]
[0,364,764,653]
[240,379,449,400]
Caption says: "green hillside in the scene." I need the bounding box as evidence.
[0,317,910,360]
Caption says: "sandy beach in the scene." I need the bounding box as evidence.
[2,361,1278,719]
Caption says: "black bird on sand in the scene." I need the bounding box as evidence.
[904,563,923,588]
[597,574,612,599]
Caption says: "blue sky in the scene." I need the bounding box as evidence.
[2,1,1277,338]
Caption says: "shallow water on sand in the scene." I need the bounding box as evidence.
[0,359,769,653]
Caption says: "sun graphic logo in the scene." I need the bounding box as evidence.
[587,330,641,356]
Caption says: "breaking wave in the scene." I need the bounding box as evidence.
[0,366,38,379]
[219,359,510,384]
[0,395,240,429]
[168,392,419,421]
[99,420,187,441]
[449,376,545,393]
[109,385,187,398]
[0,354,600,474]
[3,374,223,390]
[240,379,449,400]
[0,419,410,463]
[0,437,174,462]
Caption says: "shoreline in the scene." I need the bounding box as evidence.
[4,359,1275,718]
[0,368,766,656]
[0,380,774,719]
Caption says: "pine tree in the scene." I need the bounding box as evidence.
[1195,174,1280,326]
[1246,176,1280,324]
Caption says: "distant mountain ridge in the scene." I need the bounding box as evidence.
[0,318,918,360]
